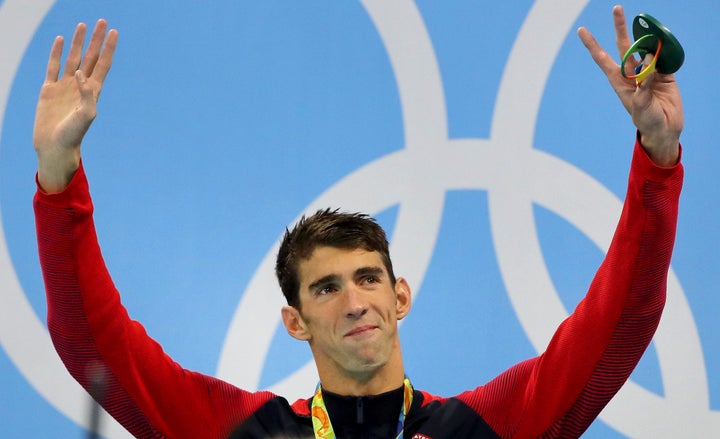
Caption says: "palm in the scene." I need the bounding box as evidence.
[626,75,683,145]
[34,74,96,153]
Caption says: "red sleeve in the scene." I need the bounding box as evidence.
[456,139,683,438]
[34,163,275,439]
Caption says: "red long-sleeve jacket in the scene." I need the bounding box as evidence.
[35,140,682,438]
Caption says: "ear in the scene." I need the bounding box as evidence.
[281,306,312,341]
[394,277,412,320]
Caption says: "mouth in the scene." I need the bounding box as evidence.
[345,325,378,337]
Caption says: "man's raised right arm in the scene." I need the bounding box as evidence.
[33,21,275,438]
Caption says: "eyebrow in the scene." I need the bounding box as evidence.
[354,266,384,279]
[308,274,341,293]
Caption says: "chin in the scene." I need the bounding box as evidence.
[348,353,390,374]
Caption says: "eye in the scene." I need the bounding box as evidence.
[316,284,339,296]
[362,275,381,285]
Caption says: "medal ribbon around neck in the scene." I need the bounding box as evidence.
[311,377,414,439]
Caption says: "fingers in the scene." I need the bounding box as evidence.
[50,19,117,83]
[613,6,632,57]
[45,36,64,83]
[91,27,119,84]
[612,5,643,75]
[80,19,109,77]
[63,22,87,78]
[577,26,617,78]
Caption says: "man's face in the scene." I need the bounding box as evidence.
[285,246,411,381]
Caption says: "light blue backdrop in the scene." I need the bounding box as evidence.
[1,1,717,437]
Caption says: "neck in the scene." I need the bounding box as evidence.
[317,345,405,396]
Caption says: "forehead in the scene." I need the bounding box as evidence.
[298,246,385,286]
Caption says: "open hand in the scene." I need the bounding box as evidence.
[33,19,118,193]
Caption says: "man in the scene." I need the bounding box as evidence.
[33,5,683,438]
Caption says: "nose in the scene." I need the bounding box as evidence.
[344,286,369,319]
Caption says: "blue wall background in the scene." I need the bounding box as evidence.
[1,1,717,437]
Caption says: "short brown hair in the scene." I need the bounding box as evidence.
[275,208,396,308]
